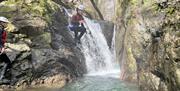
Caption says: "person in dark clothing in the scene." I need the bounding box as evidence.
[69,5,86,43]
[0,16,11,80]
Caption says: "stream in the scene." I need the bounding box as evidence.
[58,16,139,91]
[25,75,139,91]
[60,76,139,91]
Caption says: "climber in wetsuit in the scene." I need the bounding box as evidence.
[69,5,86,43]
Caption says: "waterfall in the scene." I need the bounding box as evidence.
[62,7,120,77]
[81,17,120,77]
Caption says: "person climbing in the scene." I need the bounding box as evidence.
[68,4,86,44]
[0,16,12,80]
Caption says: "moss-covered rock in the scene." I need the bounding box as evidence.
[0,0,86,90]
[0,0,58,23]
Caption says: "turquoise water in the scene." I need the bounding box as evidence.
[25,76,139,91]
[60,76,139,91]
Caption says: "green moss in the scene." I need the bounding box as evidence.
[176,69,180,88]
[115,0,121,18]
[127,18,135,25]
[152,3,159,11]
[1,0,59,24]
[39,32,51,44]
[166,7,175,15]
[115,0,131,19]
[143,0,149,4]
[176,31,180,37]
[3,0,21,5]
[0,6,16,18]
[0,6,16,12]
[127,48,137,73]
[32,32,51,48]
[130,0,138,5]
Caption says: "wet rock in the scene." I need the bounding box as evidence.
[0,0,86,89]
[0,79,11,85]
[5,43,30,62]
[31,74,69,88]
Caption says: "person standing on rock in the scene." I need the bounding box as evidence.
[69,5,86,44]
[0,16,12,80]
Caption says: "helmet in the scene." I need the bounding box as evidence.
[78,5,84,10]
[0,16,9,23]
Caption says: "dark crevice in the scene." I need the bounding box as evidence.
[0,0,5,3]
[151,69,166,81]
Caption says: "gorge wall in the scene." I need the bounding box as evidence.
[82,0,180,91]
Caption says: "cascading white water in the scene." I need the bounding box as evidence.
[81,17,120,77]
[62,8,120,77]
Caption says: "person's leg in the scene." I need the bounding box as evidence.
[78,27,86,40]
[0,63,7,80]
[0,53,11,79]
[1,53,11,70]
[74,30,78,40]
[69,26,79,40]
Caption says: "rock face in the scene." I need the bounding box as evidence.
[115,1,179,91]
[82,0,180,91]
[82,0,116,21]
[0,0,86,89]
